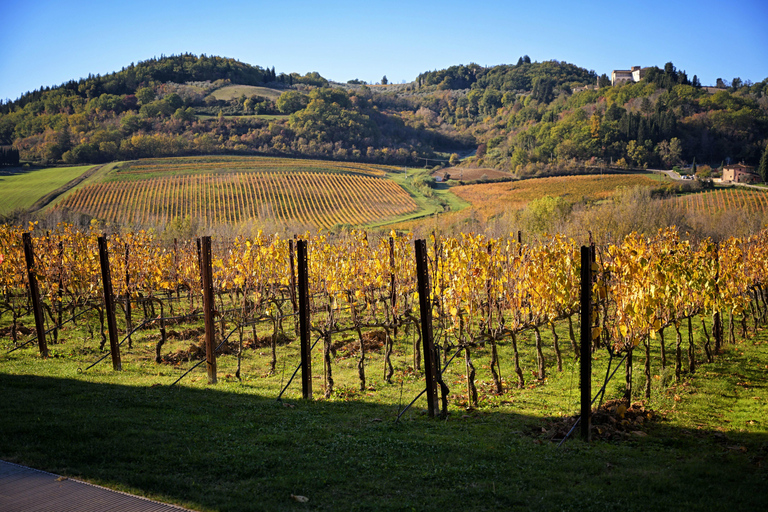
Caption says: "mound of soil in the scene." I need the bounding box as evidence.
[331,330,386,357]
[246,332,292,349]
[161,339,242,364]
[536,399,659,442]
[165,326,206,341]
[0,325,32,336]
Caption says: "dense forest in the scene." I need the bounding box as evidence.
[1,53,766,175]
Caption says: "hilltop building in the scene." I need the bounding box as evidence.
[611,66,647,86]
[722,163,760,184]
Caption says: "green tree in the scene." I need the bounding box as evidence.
[479,88,502,116]
[173,107,196,122]
[758,141,768,182]
[381,75,388,85]
[136,86,155,105]
[626,139,649,168]
[655,138,682,168]
[121,113,142,134]
[164,93,183,112]
[276,91,309,114]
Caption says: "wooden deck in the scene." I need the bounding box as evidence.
[0,460,196,511]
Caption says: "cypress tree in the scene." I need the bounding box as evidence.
[758,142,768,183]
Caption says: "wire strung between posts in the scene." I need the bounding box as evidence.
[276,336,322,401]
[79,316,158,372]
[395,345,464,422]
[557,351,629,447]
[597,349,616,409]
[5,305,98,355]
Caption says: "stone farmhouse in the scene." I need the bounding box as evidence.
[722,163,761,184]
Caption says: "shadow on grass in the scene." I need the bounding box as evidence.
[1,373,766,512]
[0,167,38,177]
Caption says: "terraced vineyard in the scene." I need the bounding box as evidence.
[674,187,768,215]
[111,156,394,178]
[54,156,418,228]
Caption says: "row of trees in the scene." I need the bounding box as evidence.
[416,59,596,93]
[1,55,765,173]
[0,147,19,166]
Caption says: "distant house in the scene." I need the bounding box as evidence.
[611,66,647,86]
[722,163,760,184]
[572,85,596,94]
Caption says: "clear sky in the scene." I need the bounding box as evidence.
[1,0,766,102]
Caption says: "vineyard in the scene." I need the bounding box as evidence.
[451,173,663,222]
[2,222,766,416]
[108,156,399,178]
[674,186,768,215]
[52,156,418,229]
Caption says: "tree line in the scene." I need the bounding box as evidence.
[0,55,766,174]
[0,147,19,166]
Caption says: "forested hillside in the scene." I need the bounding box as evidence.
[1,54,766,175]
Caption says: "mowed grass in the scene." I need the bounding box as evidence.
[1,305,767,511]
[196,114,288,121]
[0,165,94,215]
[208,85,284,101]
[453,173,664,222]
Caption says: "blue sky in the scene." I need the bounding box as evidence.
[1,0,766,102]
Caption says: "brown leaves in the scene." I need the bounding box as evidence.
[539,399,658,443]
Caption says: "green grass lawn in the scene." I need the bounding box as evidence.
[373,168,470,228]
[207,85,284,101]
[196,114,288,121]
[1,302,766,511]
[0,165,94,215]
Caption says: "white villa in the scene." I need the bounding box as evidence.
[611,66,647,86]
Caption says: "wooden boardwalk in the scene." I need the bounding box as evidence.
[0,460,196,511]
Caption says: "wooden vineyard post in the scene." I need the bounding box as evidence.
[97,236,122,371]
[296,239,312,399]
[200,236,217,384]
[389,237,397,338]
[415,239,439,418]
[22,233,48,358]
[196,238,203,289]
[124,243,132,348]
[713,242,722,353]
[289,239,298,334]
[579,245,592,442]
[55,241,63,343]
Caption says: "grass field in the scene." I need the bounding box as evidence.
[1,303,766,511]
[208,85,284,101]
[432,167,514,182]
[196,114,288,121]
[0,165,94,216]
